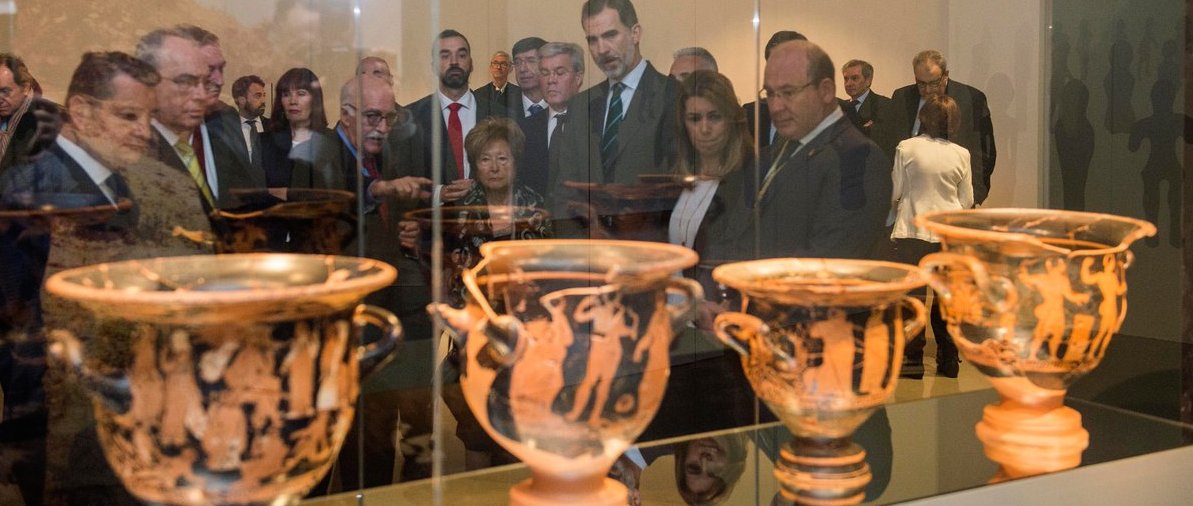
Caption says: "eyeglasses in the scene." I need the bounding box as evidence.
[513,57,540,68]
[916,74,948,89]
[759,79,819,103]
[165,73,210,90]
[362,109,399,127]
[490,61,511,68]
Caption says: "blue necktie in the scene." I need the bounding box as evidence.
[527,103,545,116]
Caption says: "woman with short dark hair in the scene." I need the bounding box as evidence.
[888,94,973,378]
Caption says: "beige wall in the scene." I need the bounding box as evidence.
[5,0,1041,207]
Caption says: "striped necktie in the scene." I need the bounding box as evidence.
[175,137,215,208]
[600,82,625,179]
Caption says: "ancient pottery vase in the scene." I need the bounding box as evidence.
[712,258,927,505]
[208,188,357,254]
[916,208,1155,480]
[432,239,703,506]
[43,254,402,505]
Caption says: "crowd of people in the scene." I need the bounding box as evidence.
[0,0,998,501]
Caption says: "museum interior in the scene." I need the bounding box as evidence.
[0,0,1190,505]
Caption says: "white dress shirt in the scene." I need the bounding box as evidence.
[547,107,567,147]
[521,93,547,118]
[604,58,648,127]
[55,136,116,204]
[669,179,720,248]
[152,119,220,199]
[439,90,478,178]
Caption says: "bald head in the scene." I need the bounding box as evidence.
[763,40,838,141]
[339,75,396,155]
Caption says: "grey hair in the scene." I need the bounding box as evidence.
[538,42,585,73]
[912,50,947,72]
[673,46,718,72]
[842,59,873,80]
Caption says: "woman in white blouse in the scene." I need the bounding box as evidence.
[889,94,973,378]
[668,70,753,273]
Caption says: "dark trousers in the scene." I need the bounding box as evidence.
[889,238,955,374]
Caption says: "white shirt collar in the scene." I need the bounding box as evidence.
[796,106,845,151]
[614,57,648,91]
[521,93,547,115]
[151,119,186,147]
[438,89,476,111]
[55,135,115,202]
[854,89,871,104]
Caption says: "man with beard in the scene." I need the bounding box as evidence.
[408,30,503,199]
[176,25,265,207]
[546,0,678,237]
[232,75,267,171]
[509,36,548,118]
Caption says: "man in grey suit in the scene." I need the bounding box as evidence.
[548,0,678,233]
[753,40,891,259]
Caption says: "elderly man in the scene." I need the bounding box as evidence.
[517,42,585,195]
[669,46,718,81]
[0,54,48,172]
[842,59,889,137]
[879,49,996,204]
[753,40,890,259]
[548,0,678,235]
[136,26,258,211]
[474,50,519,111]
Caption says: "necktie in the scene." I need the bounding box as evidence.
[245,119,262,168]
[175,137,215,208]
[549,111,567,147]
[447,102,465,179]
[528,103,545,116]
[849,99,860,111]
[101,173,130,203]
[758,139,801,201]
[600,82,625,179]
[363,156,390,225]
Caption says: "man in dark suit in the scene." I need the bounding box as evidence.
[752,40,891,259]
[877,49,996,204]
[407,29,503,201]
[548,0,678,229]
[474,50,520,113]
[842,59,890,137]
[509,37,549,118]
[517,42,585,195]
[231,74,268,172]
[0,54,40,173]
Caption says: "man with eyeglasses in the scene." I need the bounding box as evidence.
[878,49,996,204]
[751,40,891,260]
[474,50,519,113]
[1,50,215,506]
[408,29,503,200]
[0,54,61,174]
[517,42,585,195]
[135,27,230,213]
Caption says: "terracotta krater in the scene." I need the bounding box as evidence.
[713,258,927,505]
[432,239,703,506]
[916,208,1155,481]
[43,254,401,505]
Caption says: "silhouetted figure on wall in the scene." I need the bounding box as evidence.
[1077,19,1092,80]
[1128,79,1185,247]
[1104,20,1136,134]
[1055,79,1094,210]
[1136,18,1158,78]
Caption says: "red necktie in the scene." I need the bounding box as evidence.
[363,156,390,226]
[447,102,465,179]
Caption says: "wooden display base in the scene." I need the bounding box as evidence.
[508,476,627,506]
[774,437,872,506]
[975,400,1090,482]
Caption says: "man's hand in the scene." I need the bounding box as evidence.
[23,98,64,161]
[440,178,474,203]
[398,220,421,252]
[371,176,433,203]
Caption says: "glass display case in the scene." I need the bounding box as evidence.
[0,0,1188,505]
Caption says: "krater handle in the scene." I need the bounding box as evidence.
[713,312,766,357]
[666,278,705,331]
[47,329,132,410]
[919,252,1017,314]
[899,296,928,341]
[354,305,403,378]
